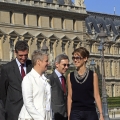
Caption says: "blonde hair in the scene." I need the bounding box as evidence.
[31,50,48,66]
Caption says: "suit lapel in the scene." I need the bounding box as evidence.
[26,60,32,73]
[13,59,32,82]
[53,72,63,91]
[12,60,22,82]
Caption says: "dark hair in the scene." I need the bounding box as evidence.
[55,54,69,64]
[15,41,29,53]
[72,47,89,58]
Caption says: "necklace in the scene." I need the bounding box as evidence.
[74,68,89,84]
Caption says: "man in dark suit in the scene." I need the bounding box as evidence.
[0,41,32,120]
[0,100,5,120]
[0,66,5,120]
[49,54,69,120]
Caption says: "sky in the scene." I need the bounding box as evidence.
[84,0,120,16]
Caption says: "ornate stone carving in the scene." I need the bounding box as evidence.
[75,0,84,7]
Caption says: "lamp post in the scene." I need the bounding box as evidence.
[41,41,49,54]
[98,30,110,120]
[90,59,96,72]
[10,39,14,61]
[49,51,54,72]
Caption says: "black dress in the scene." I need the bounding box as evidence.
[70,70,98,120]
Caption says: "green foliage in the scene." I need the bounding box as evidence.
[107,97,120,108]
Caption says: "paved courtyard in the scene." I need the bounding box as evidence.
[110,118,120,120]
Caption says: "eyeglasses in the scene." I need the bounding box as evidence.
[63,64,70,67]
[72,56,83,61]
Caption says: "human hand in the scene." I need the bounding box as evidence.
[99,114,104,120]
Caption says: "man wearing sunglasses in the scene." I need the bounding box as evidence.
[0,41,32,120]
[48,54,69,120]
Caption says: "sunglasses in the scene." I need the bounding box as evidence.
[63,64,70,67]
[72,56,83,61]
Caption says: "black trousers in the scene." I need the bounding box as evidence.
[70,110,98,120]
[54,113,67,120]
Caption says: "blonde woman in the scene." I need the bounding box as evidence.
[18,50,52,120]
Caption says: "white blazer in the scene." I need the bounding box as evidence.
[18,68,52,120]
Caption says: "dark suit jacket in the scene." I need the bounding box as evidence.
[48,71,67,120]
[0,59,32,120]
[0,100,5,120]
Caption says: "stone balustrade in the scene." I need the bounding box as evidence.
[0,0,87,14]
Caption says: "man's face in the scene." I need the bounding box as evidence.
[40,55,49,73]
[56,59,69,74]
[15,50,29,64]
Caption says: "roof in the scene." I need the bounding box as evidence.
[85,11,120,36]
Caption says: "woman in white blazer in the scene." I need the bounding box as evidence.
[18,50,52,120]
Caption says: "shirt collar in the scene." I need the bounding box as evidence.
[31,68,47,80]
[31,68,41,78]
[55,69,62,78]
[16,58,26,67]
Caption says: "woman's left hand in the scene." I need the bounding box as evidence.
[99,114,104,120]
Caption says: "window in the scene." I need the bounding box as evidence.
[37,15,39,26]
[61,18,64,29]
[73,19,76,30]
[10,11,13,24]
[111,84,114,97]
[109,25,112,32]
[88,22,95,34]
[98,24,104,31]
[23,13,26,25]
[49,16,52,28]
[91,23,95,34]
[117,26,120,33]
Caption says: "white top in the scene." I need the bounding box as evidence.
[19,68,51,120]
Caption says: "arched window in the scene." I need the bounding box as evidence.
[110,60,114,76]
[107,24,112,32]
[111,84,115,97]
[91,23,95,34]
[109,25,112,32]
[91,23,94,30]
[107,24,113,37]
[88,22,95,34]
[97,24,104,32]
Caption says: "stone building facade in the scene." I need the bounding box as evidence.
[0,0,120,97]
[86,12,120,97]
[0,0,87,63]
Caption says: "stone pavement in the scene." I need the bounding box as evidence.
[110,118,120,120]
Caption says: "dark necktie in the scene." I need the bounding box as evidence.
[21,64,25,79]
[61,76,66,93]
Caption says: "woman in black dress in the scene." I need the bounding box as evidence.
[67,47,104,120]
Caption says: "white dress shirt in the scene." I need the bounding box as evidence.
[18,68,52,120]
[16,58,26,74]
[54,69,62,83]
